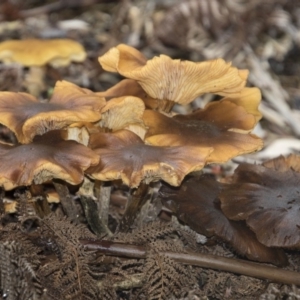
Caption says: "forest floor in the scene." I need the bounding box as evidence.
[0,0,300,299]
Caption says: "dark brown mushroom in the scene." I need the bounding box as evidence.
[86,130,212,188]
[220,154,300,248]
[159,175,287,265]
[0,130,99,190]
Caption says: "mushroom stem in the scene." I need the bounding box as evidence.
[118,182,149,232]
[24,66,46,97]
[79,177,112,236]
[30,183,51,217]
[53,180,79,224]
[80,195,112,236]
[81,239,300,286]
[94,181,112,232]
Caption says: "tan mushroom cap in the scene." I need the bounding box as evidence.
[0,39,86,67]
[99,44,249,105]
[216,87,262,124]
[144,99,263,164]
[98,96,145,131]
[96,79,160,110]
[86,130,212,188]
[0,131,99,190]
[0,80,106,143]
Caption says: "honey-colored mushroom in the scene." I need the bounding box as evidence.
[99,44,248,111]
[0,38,87,96]
[144,93,263,164]
[0,80,105,144]
[98,96,146,138]
[0,39,86,67]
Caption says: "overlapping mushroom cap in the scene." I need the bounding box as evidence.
[144,89,263,164]
[220,154,300,248]
[96,79,160,110]
[160,175,287,265]
[98,44,249,109]
[86,130,212,188]
[98,96,145,132]
[0,80,106,143]
[0,131,99,190]
[0,39,86,67]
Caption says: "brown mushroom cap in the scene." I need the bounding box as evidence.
[0,80,106,143]
[144,97,263,164]
[160,175,287,265]
[0,39,86,67]
[86,130,212,188]
[0,131,99,190]
[220,154,300,248]
[98,44,248,105]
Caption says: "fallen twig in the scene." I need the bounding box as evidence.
[81,239,300,286]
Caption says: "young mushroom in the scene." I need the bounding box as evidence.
[220,154,300,249]
[0,80,106,144]
[97,95,146,138]
[144,88,263,164]
[0,39,87,96]
[98,44,248,112]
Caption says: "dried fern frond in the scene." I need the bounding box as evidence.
[34,214,102,299]
[140,249,197,300]
[0,240,45,300]
[113,220,175,244]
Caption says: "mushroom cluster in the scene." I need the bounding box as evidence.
[0,43,262,231]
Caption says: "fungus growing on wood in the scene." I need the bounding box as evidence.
[86,130,212,188]
[98,44,248,112]
[0,80,105,143]
[220,154,300,248]
[159,175,287,265]
[0,130,99,190]
[144,92,263,164]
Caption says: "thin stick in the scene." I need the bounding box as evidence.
[81,240,300,286]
